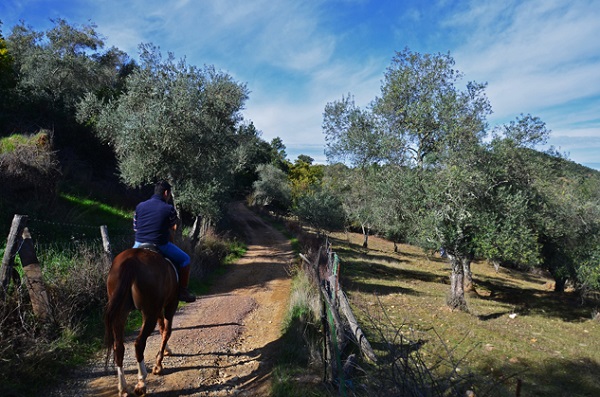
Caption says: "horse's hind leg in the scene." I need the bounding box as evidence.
[115,341,129,397]
[112,313,129,397]
[133,314,157,396]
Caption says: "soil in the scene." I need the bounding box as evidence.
[50,202,293,397]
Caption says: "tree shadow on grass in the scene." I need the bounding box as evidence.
[340,257,448,285]
[476,356,600,397]
[343,279,420,296]
[473,277,592,322]
[329,236,427,261]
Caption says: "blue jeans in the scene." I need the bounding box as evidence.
[134,241,190,269]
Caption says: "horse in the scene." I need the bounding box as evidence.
[104,247,179,396]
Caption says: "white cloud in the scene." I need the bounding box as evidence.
[4,0,597,168]
[450,1,600,119]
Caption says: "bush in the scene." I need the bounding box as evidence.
[181,230,231,280]
[293,188,346,234]
[0,243,108,396]
[0,130,61,200]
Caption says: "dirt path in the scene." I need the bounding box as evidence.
[51,202,293,397]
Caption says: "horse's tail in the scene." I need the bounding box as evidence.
[103,257,136,364]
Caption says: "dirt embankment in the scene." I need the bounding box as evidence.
[50,202,293,397]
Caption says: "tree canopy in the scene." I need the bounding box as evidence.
[78,44,249,219]
[321,48,600,310]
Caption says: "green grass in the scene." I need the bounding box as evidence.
[0,132,44,153]
[224,239,247,264]
[273,265,331,397]
[327,231,600,397]
[59,192,132,227]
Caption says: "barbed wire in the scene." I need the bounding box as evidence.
[30,217,131,233]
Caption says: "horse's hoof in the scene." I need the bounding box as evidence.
[165,347,173,356]
[153,364,163,375]
[134,382,146,396]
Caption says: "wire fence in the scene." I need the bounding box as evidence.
[301,237,377,395]
[0,215,134,272]
[24,217,133,255]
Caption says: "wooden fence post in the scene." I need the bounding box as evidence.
[1,215,28,299]
[19,227,50,320]
[100,225,113,263]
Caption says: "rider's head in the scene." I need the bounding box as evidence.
[154,180,172,198]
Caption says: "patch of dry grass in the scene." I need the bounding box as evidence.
[328,231,600,397]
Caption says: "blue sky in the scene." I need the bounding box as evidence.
[2,0,599,169]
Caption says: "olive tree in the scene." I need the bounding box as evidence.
[251,163,292,211]
[488,117,600,293]
[323,95,384,247]
[77,43,249,220]
[294,186,346,235]
[7,19,125,120]
[324,48,599,310]
[3,18,129,181]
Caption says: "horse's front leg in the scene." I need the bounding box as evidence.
[156,317,173,355]
[153,316,173,375]
[134,359,148,395]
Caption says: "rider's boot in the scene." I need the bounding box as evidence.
[178,265,196,303]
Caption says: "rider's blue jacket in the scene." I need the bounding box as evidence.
[133,194,177,246]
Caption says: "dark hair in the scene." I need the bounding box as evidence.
[154,180,172,195]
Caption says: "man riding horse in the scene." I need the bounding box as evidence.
[133,180,196,303]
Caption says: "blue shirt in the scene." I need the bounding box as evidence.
[133,194,177,245]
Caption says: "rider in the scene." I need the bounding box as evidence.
[133,180,196,303]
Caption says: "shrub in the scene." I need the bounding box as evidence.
[182,230,231,280]
[0,243,108,396]
[0,130,61,200]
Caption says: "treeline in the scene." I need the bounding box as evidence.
[255,50,600,311]
[1,19,599,313]
[0,19,288,223]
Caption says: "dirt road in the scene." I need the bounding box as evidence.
[52,202,293,397]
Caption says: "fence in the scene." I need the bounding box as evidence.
[300,238,377,395]
[0,214,122,320]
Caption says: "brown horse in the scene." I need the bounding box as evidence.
[104,248,179,396]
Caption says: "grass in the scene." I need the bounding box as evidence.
[59,193,132,221]
[326,230,600,397]
[273,264,332,397]
[0,132,47,153]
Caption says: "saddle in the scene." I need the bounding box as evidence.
[136,243,179,282]
[137,242,161,253]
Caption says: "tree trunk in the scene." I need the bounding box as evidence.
[189,216,202,248]
[361,224,369,248]
[448,254,468,311]
[100,225,113,263]
[169,188,184,241]
[554,277,567,293]
[462,255,473,292]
